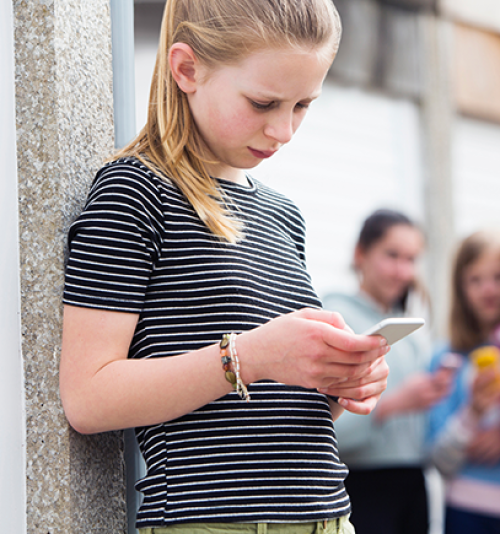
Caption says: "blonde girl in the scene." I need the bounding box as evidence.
[60,1,390,532]
[429,230,500,534]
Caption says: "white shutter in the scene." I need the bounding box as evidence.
[252,82,424,298]
[453,117,500,238]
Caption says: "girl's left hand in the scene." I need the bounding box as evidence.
[467,426,500,465]
[318,354,389,415]
[470,370,500,417]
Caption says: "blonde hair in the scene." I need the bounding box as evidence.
[114,0,342,242]
[450,229,500,351]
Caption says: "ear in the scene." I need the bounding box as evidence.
[353,244,364,272]
[169,43,201,94]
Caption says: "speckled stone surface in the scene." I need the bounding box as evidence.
[13,0,126,532]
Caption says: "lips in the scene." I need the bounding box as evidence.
[248,147,277,159]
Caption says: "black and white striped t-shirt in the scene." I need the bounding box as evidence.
[63,157,350,528]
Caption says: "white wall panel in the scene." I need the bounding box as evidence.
[0,1,26,532]
[453,117,500,238]
[440,0,500,34]
[252,84,424,299]
[134,2,163,131]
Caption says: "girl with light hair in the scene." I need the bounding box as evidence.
[60,1,389,532]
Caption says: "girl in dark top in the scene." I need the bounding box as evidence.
[59,1,390,532]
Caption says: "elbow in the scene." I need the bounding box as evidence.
[60,388,103,435]
[61,401,96,435]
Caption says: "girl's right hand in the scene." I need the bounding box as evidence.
[237,307,390,404]
[373,369,453,422]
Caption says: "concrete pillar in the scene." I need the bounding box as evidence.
[12,0,127,531]
[419,13,456,338]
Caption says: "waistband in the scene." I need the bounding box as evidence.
[140,515,353,534]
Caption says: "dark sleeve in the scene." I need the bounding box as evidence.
[63,162,163,313]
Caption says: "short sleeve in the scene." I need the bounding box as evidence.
[63,161,163,313]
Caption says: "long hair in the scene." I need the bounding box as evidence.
[114,0,342,242]
[354,209,426,312]
[450,230,500,351]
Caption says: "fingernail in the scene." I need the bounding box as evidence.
[338,398,348,407]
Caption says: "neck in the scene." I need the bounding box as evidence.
[359,289,392,313]
[208,165,249,186]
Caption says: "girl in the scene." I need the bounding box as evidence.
[323,209,453,534]
[59,1,390,533]
[428,230,500,534]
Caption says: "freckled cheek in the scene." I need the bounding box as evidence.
[209,108,261,141]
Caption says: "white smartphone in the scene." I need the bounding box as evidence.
[362,317,425,346]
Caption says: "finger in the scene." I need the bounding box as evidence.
[307,349,388,389]
[321,355,390,390]
[294,310,387,354]
[314,360,373,388]
[337,394,381,415]
[320,371,388,400]
[323,326,388,355]
[321,343,390,369]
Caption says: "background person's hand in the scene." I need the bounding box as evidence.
[470,369,500,417]
[373,370,454,423]
[467,426,500,465]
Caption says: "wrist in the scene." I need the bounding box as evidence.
[220,333,251,401]
[373,393,398,423]
[235,331,262,384]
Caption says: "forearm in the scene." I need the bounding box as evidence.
[372,390,401,423]
[60,305,389,434]
[62,343,233,434]
[430,407,477,478]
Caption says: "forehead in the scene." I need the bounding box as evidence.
[207,46,331,98]
[467,248,500,271]
[374,225,423,253]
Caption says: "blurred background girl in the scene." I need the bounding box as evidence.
[428,230,500,534]
[323,209,453,534]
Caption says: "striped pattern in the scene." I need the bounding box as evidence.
[64,158,349,528]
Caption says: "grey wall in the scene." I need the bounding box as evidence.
[12,0,127,531]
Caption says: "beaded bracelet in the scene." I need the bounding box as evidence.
[220,334,236,388]
[220,333,251,402]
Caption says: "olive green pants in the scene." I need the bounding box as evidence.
[139,515,355,534]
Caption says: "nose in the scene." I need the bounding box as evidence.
[263,111,295,145]
[396,258,416,283]
[481,277,500,295]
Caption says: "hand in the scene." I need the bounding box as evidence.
[470,370,500,417]
[238,308,390,395]
[467,427,500,465]
[373,370,454,423]
[320,355,390,415]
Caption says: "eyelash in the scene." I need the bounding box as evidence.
[250,100,274,110]
[249,100,310,111]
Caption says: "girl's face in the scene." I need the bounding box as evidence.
[185,46,331,183]
[463,249,500,331]
[356,224,424,311]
